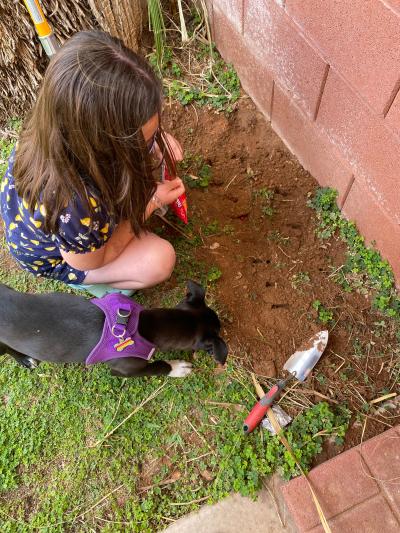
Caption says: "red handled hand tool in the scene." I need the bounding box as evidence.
[243,330,329,434]
[243,378,289,434]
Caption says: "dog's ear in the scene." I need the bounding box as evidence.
[203,335,228,364]
[186,280,206,306]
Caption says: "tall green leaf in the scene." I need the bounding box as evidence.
[147,0,166,67]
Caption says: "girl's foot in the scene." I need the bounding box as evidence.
[72,284,135,298]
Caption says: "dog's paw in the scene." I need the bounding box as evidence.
[22,357,39,370]
[167,360,193,378]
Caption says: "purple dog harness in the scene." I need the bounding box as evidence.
[86,293,156,365]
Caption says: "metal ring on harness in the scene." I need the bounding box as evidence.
[117,308,131,320]
[111,324,126,339]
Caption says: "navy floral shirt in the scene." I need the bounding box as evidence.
[0,149,115,284]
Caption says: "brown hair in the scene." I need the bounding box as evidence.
[14,30,174,235]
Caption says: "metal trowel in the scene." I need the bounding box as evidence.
[243,330,329,434]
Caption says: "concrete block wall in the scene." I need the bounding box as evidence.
[206,0,400,281]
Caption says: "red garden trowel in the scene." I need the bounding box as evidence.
[243,330,329,434]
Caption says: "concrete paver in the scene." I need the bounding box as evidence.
[282,426,400,532]
[163,475,296,533]
[163,427,400,533]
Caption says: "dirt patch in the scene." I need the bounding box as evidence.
[163,99,400,456]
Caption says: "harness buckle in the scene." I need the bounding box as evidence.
[116,307,131,326]
[111,307,131,338]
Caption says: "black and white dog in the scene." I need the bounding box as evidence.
[0,280,228,378]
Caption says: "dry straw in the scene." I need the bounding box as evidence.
[252,374,333,533]
[1,0,144,125]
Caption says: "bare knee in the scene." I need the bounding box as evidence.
[83,233,176,289]
[153,239,176,283]
[146,237,176,285]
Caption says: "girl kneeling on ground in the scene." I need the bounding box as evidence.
[0,30,185,295]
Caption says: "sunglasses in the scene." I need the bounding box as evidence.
[147,127,159,153]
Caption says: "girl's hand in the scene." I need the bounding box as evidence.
[155,178,185,205]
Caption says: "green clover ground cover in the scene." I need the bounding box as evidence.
[0,345,349,531]
[308,187,400,319]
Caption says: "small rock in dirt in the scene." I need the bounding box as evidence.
[253,359,277,378]
[170,470,181,481]
[226,189,252,218]
[235,271,243,280]
[210,242,220,250]
[199,469,214,481]
[246,165,254,177]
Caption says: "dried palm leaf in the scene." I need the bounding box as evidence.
[0,0,144,126]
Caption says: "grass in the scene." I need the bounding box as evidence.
[151,44,241,112]
[253,187,275,218]
[147,0,166,68]
[308,187,400,319]
[291,271,310,290]
[268,230,290,246]
[0,348,350,531]
[0,131,17,176]
[307,187,400,415]
[178,153,213,189]
[312,300,334,325]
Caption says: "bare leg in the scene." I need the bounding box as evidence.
[83,232,176,289]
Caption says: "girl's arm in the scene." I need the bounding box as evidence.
[60,220,134,271]
[60,178,185,272]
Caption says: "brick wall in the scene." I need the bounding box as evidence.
[207,0,400,281]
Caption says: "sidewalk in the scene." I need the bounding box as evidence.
[163,474,296,533]
[165,426,400,532]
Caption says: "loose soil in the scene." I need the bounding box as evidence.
[163,98,400,461]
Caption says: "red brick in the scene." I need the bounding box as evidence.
[342,179,400,283]
[385,88,400,139]
[214,8,273,118]
[236,58,274,120]
[281,449,379,531]
[243,0,327,119]
[360,427,400,519]
[272,83,354,206]
[307,494,400,533]
[380,0,400,15]
[212,0,243,33]
[286,0,400,114]
[316,68,400,224]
